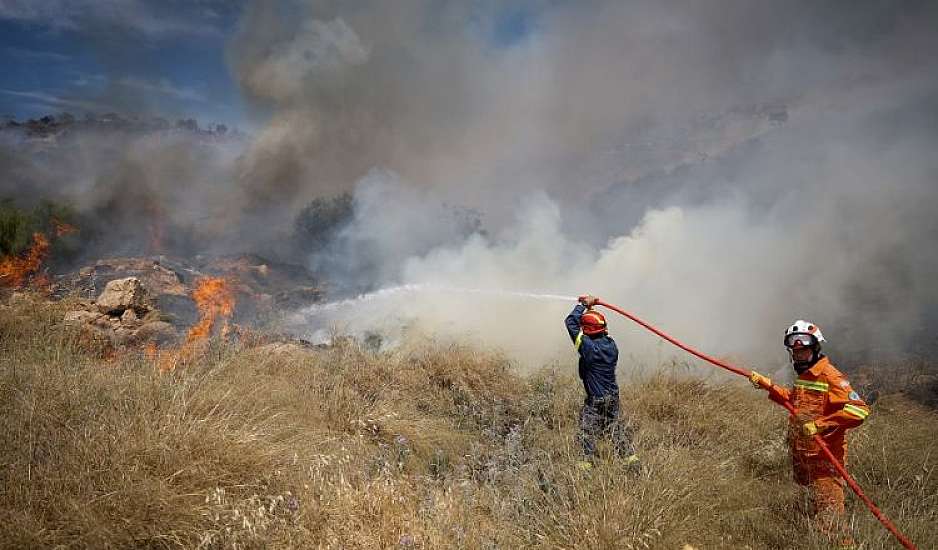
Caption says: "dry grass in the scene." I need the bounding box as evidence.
[1,295,936,549]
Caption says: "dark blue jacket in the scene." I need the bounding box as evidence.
[565,304,619,398]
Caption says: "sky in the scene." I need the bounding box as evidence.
[0,0,246,125]
[0,0,537,127]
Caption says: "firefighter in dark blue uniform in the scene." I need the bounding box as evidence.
[565,294,639,470]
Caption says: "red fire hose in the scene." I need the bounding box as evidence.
[595,299,918,550]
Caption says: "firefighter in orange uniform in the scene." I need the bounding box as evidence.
[749,320,870,549]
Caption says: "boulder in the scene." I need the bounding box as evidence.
[95,277,149,315]
[120,308,140,327]
[93,315,113,329]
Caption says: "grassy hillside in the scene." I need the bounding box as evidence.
[1,295,936,549]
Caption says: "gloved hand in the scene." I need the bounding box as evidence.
[749,371,772,390]
[802,421,819,437]
[794,411,822,438]
[578,294,599,307]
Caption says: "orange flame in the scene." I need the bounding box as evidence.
[156,277,237,373]
[0,233,50,288]
[186,277,236,344]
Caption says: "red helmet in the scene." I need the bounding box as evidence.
[581,309,607,336]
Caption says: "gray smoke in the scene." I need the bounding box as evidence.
[242,1,938,368]
[0,123,251,259]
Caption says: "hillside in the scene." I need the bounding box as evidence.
[1,295,935,549]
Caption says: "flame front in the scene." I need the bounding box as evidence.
[186,277,236,344]
[0,233,50,288]
[156,277,237,372]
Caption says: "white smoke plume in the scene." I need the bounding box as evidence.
[264,1,938,370]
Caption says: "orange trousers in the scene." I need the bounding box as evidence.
[810,476,854,547]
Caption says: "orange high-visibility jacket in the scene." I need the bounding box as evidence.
[765,356,870,470]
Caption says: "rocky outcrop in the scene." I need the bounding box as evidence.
[67,255,323,326]
[63,277,178,347]
[95,277,149,315]
[56,254,324,352]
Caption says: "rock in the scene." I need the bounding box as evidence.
[63,310,101,326]
[95,277,149,315]
[120,308,140,327]
[113,327,136,346]
[87,258,187,296]
[134,321,178,345]
[93,315,113,329]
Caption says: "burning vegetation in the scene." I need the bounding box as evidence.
[0,199,81,291]
[0,232,49,289]
[156,276,239,372]
[187,277,236,343]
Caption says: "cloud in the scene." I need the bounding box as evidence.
[0,89,104,111]
[72,74,107,88]
[115,77,207,103]
[3,46,70,62]
[0,0,226,37]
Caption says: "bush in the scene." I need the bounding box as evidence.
[0,199,34,257]
[292,193,354,255]
[0,198,81,265]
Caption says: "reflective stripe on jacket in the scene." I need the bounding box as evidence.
[565,304,619,398]
[766,356,870,469]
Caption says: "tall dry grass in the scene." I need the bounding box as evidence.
[1,295,936,549]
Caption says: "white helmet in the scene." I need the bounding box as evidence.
[784,319,825,349]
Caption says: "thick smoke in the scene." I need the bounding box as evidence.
[265,1,938,369]
[1,125,250,260]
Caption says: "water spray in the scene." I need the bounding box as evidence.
[288,284,575,347]
[300,284,574,315]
